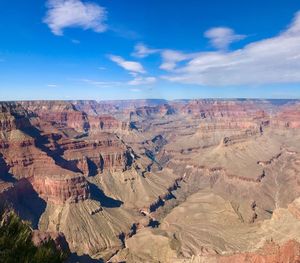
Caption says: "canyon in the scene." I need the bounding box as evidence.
[0,99,300,263]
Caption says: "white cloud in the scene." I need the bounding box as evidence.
[47,84,58,87]
[80,78,122,88]
[160,50,199,70]
[162,11,300,86]
[109,55,146,74]
[132,43,160,58]
[204,27,245,50]
[44,0,107,36]
[128,76,156,85]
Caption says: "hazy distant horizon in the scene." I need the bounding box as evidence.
[1,98,300,103]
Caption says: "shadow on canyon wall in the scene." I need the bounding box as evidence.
[11,111,82,174]
[14,179,47,228]
[89,182,123,208]
[0,179,47,229]
[67,253,104,263]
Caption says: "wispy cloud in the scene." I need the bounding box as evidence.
[47,84,58,87]
[128,76,156,85]
[44,0,107,36]
[160,50,199,71]
[110,26,141,40]
[80,78,122,88]
[108,55,146,74]
[162,11,300,86]
[204,27,246,50]
[132,43,160,58]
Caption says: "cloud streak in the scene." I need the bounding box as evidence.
[44,0,107,36]
[160,50,200,71]
[128,76,156,85]
[109,55,146,74]
[132,43,160,58]
[80,78,122,88]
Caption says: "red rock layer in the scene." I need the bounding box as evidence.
[272,103,300,128]
[59,134,132,175]
[0,103,33,132]
[88,115,128,131]
[31,175,90,205]
[132,104,175,118]
[20,101,128,133]
[178,99,268,118]
[19,101,90,132]
[218,240,300,263]
[0,103,91,205]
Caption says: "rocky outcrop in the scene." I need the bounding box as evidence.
[132,104,176,119]
[19,101,90,132]
[32,230,70,255]
[19,101,128,133]
[60,135,133,174]
[31,175,90,205]
[179,99,268,118]
[272,102,300,128]
[0,103,34,132]
[218,240,300,263]
[88,115,128,132]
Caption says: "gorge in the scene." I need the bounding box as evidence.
[0,99,300,263]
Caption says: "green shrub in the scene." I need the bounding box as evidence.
[0,209,68,263]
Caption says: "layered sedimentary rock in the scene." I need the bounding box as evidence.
[272,102,300,128]
[217,240,300,263]
[88,115,128,132]
[131,104,176,119]
[31,174,90,205]
[19,101,90,132]
[58,134,133,174]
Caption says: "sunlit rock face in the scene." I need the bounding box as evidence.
[272,102,300,128]
[31,175,90,205]
[1,99,300,262]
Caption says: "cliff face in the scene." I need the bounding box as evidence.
[19,101,90,132]
[272,102,300,128]
[88,115,128,132]
[19,101,128,133]
[0,103,34,132]
[217,240,300,263]
[132,104,176,119]
[31,175,90,205]
[60,135,133,174]
[0,101,131,207]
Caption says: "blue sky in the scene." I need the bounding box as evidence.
[0,0,300,100]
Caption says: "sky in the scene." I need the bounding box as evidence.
[0,0,300,101]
